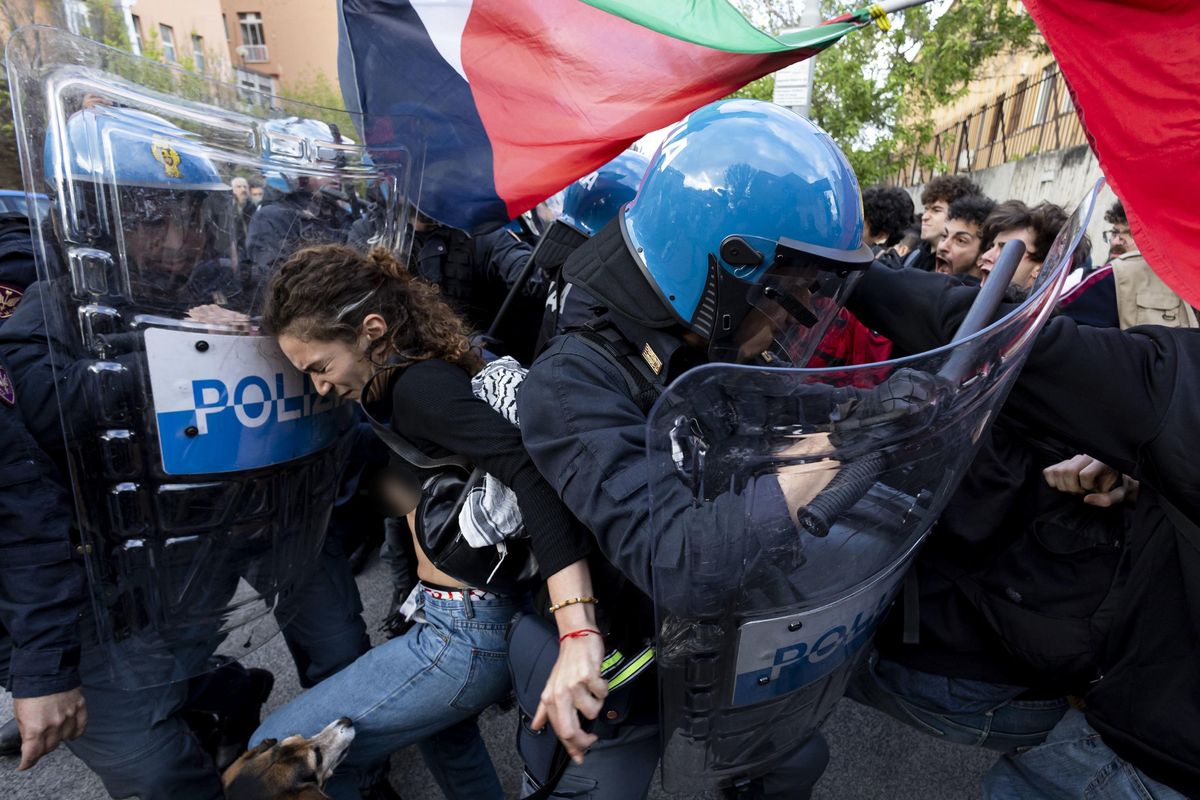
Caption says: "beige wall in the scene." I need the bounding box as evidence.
[0,2,229,78]
[927,45,1056,134]
[126,0,231,78]
[218,0,340,89]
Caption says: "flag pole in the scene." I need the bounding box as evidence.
[874,0,937,13]
[822,0,935,28]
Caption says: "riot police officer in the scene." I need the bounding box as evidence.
[0,350,86,769]
[411,213,543,363]
[0,99,361,798]
[535,149,649,353]
[245,117,357,280]
[516,100,879,799]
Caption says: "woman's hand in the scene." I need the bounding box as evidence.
[531,631,608,764]
[540,559,606,763]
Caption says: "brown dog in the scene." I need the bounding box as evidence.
[222,717,355,800]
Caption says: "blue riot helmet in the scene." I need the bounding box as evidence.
[620,99,874,366]
[559,150,649,236]
[261,116,355,199]
[46,103,234,302]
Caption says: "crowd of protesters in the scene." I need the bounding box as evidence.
[1,91,1198,800]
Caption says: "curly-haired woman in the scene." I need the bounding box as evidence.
[248,244,605,800]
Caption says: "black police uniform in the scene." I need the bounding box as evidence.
[517,223,829,800]
[848,262,1200,796]
[0,236,362,798]
[412,225,542,363]
[245,191,351,281]
[0,352,84,701]
[0,212,42,325]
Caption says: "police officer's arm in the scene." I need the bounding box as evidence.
[0,283,127,444]
[846,262,1171,478]
[518,338,797,598]
[0,398,88,769]
[475,228,541,294]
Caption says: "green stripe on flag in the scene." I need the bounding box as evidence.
[579,0,860,54]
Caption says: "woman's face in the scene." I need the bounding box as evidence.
[278,331,375,401]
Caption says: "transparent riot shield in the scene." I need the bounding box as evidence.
[648,182,1101,791]
[5,26,425,687]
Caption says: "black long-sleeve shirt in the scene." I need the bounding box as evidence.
[849,263,1200,794]
[388,357,591,579]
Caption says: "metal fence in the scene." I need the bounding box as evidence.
[886,66,1088,187]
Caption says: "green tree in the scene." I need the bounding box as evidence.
[728,74,776,102]
[735,0,1041,184]
[0,0,68,187]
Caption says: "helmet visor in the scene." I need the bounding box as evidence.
[711,236,868,367]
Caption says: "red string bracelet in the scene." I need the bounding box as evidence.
[559,628,602,643]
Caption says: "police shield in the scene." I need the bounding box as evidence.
[647,182,1102,791]
[6,27,425,687]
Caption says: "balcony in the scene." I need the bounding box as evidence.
[239,44,269,63]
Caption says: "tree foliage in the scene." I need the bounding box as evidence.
[735,0,1041,184]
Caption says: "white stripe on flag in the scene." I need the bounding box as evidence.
[410,0,472,84]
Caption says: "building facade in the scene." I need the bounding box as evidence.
[218,0,341,104]
[889,41,1088,189]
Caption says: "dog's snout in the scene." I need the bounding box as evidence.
[335,717,352,729]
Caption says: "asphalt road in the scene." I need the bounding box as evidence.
[1,555,996,799]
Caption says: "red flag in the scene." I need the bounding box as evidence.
[1023,0,1200,307]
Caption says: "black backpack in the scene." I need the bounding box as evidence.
[359,368,538,594]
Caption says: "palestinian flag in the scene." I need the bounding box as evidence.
[1024,0,1200,308]
[339,0,923,233]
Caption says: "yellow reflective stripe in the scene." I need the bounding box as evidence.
[607,646,655,690]
[601,650,624,674]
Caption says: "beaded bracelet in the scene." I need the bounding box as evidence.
[559,628,602,643]
[548,596,599,614]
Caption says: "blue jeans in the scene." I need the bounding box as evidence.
[846,651,1068,751]
[252,586,516,800]
[984,709,1187,799]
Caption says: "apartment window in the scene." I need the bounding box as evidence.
[63,0,90,36]
[130,15,144,55]
[238,13,269,62]
[235,67,276,107]
[1060,82,1075,114]
[1007,78,1028,135]
[1032,65,1056,124]
[160,24,177,63]
[192,34,206,72]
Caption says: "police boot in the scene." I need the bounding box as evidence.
[213,667,276,771]
[181,710,222,764]
[363,776,404,800]
[0,717,20,757]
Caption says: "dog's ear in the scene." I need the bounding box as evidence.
[222,738,279,787]
[245,738,279,757]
